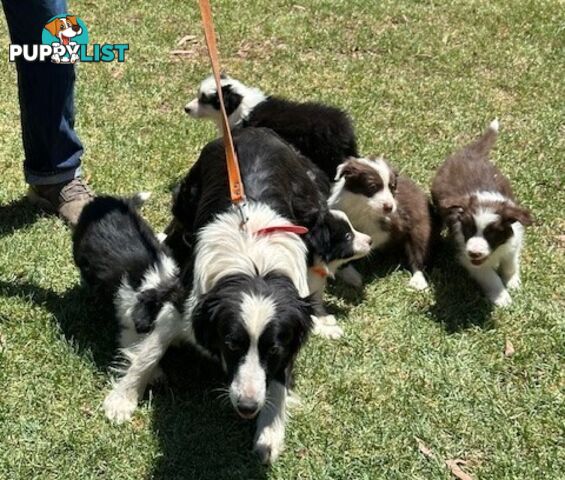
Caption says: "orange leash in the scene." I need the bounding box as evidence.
[197,0,247,217]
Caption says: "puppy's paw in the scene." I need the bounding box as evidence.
[312,316,344,340]
[254,424,285,465]
[103,389,138,424]
[490,289,512,308]
[338,265,363,289]
[408,271,429,291]
[505,274,521,291]
[319,314,337,325]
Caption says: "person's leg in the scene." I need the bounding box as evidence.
[2,0,92,225]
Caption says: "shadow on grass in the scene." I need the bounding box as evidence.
[0,279,270,477]
[326,251,402,308]
[149,346,268,480]
[0,197,43,239]
[426,241,495,333]
[0,280,116,368]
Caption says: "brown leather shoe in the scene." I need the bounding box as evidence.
[27,177,94,227]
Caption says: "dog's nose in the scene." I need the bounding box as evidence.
[72,24,81,32]
[184,105,192,114]
[236,399,260,418]
[383,203,393,213]
[367,237,373,247]
[468,250,483,259]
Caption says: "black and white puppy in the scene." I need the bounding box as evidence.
[72,194,183,422]
[184,74,358,179]
[431,120,533,307]
[329,156,436,290]
[166,127,372,338]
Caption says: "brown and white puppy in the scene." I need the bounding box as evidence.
[431,119,533,307]
[328,156,435,290]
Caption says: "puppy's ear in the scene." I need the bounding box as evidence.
[221,85,242,115]
[304,220,331,263]
[334,163,346,181]
[44,19,61,36]
[501,204,534,226]
[67,15,78,26]
[294,293,316,345]
[191,291,222,351]
[389,167,399,192]
[441,195,468,222]
[334,161,361,181]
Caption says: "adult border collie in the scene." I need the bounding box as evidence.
[431,120,533,306]
[102,128,369,464]
[166,127,372,338]
[72,194,183,421]
[184,74,358,179]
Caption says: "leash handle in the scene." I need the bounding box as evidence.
[198,0,246,205]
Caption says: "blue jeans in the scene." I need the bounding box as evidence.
[2,0,83,185]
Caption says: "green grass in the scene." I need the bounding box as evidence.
[1,1,563,478]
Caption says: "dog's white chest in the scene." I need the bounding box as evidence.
[352,215,390,250]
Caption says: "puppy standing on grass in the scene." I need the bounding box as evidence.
[431,120,533,307]
[184,74,358,178]
[328,156,436,290]
[72,194,183,422]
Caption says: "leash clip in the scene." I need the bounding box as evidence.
[233,201,248,230]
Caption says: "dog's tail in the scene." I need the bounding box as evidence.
[131,256,184,334]
[129,191,152,210]
[466,118,499,160]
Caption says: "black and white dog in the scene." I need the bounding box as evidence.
[166,127,372,338]
[432,120,533,306]
[100,129,368,464]
[72,194,184,421]
[184,74,358,178]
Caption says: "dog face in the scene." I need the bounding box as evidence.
[185,75,266,126]
[307,210,372,271]
[447,193,533,266]
[185,75,243,121]
[192,273,313,419]
[45,16,82,42]
[334,157,398,217]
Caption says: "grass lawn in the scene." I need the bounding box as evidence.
[1,1,563,478]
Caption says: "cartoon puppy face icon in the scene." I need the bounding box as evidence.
[44,16,82,45]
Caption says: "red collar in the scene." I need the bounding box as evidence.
[310,265,330,278]
[256,225,309,236]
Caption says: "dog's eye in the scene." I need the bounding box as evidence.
[345,232,353,242]
[224,339,240,352]
[269,345,281,356]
